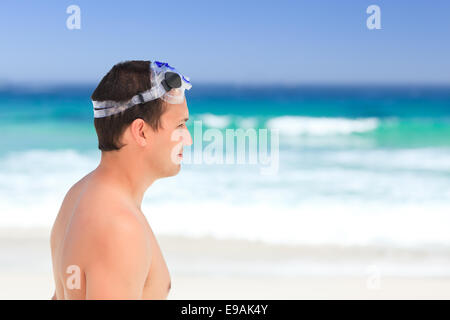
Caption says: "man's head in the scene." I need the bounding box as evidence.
[91,60,192,178]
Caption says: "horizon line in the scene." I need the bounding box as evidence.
[1,81,450,91]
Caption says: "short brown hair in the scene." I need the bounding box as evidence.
[91,60,166,151]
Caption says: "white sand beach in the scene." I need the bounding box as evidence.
[1,228,450,300]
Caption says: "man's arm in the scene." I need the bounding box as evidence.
[83,212,151,300]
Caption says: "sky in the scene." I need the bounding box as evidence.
[0,0,449,85]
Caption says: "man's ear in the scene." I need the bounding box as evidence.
[129,118,148,147]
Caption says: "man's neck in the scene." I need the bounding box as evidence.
[96,150,156,209]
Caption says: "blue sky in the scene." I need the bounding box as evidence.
[0,0,449,85]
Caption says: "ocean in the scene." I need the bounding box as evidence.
[1,84,449,250]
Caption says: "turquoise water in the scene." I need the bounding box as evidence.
[0,85,449,248]
[1,85,450,151]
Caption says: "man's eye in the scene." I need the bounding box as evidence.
[178,123,185,128]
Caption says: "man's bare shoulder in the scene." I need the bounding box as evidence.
[55,172,92,215]
[81,204,149,266]
[62,176,150,274]
[50,172,93,247]
[75,180,145,238]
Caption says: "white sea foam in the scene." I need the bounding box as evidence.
[0,148,449,251]
[198,113,231,128]
[331,148,450,171]
[266,116,379,136]
[142,199,450,249]
[236,116,258,129]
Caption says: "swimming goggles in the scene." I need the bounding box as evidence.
[92,61,192,118]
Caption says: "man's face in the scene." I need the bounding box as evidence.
[145,99,192,178]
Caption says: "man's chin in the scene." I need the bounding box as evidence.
[167,164,181,177]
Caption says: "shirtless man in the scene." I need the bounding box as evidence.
[50,60,192,299]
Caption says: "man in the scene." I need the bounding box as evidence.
[50,60,192,299]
